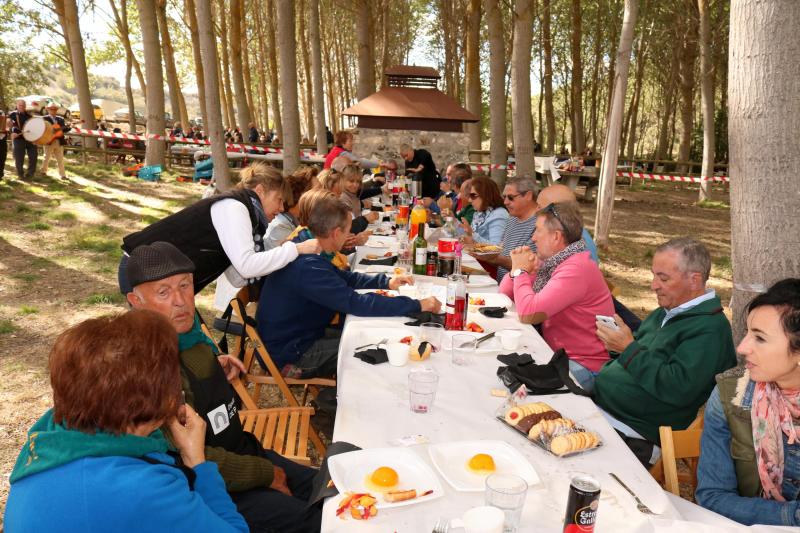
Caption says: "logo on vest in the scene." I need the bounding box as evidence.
[207,403,230,435]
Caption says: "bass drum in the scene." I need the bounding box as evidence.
[23,117,56,145]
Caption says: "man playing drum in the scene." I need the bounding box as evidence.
[8,99,37,180]
[42,102,70,180]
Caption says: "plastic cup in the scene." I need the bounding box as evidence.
[420,322,444,352]
[386,342,409,366]
[496,330,522,351]
[452,334,476,366]
[485,474,528,532]
[408,367,438,413]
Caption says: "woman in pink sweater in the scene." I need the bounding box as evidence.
[499,201,613,392]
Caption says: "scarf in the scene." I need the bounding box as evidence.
[533,239,587,293]
[470,207,494,234]
[751,381,800,500]
[178,315,219,354]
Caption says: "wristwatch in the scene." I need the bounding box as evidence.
[510,268,528,279]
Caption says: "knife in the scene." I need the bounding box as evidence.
[459,331,495,349]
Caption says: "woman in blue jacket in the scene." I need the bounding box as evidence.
[4,310,247,533]
[460,176,509,244]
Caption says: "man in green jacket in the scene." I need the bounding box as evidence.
[593,237,736,466]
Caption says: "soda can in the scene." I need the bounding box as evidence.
[426,250,438,276]
[563,474,600,533]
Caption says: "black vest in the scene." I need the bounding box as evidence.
[180,344,261,456]
[122,189,268,293]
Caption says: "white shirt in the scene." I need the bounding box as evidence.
[661,288,717,327]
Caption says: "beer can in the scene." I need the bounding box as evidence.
[426,250,438,276]
[563,474,600,533]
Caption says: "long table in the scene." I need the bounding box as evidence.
[319,235,763,532]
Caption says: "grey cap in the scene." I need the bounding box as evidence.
[127,241,195,290]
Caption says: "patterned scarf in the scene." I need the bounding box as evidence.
[533,239,587,293]
[470,207,493,234]
[751,381,800,500]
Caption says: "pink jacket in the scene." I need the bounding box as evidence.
[499,251,613,372]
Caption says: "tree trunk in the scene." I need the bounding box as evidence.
[729,0,800,340]
[156,0,188,129]
[298,0,315,141]
[465,0,482,151]
[229,0,251,130]
[542,0,556,153]
[356,0,375,100]
[136,0,166,165]
[485,0,507,184]
[254,4,270,132]
[569,0,585,153]
[266,0,282,140]
[241,0,256,121]
[697,0,715,201]
[323,24,338,130]
[195,0,230,190]
[217,59,231,128]
[218,0,236,128]
[276,0,300,171]
[60,0,97,148]
[594,0,638,247]
[109,0,138,132]
[185,0,208,130]
[588,6,603,150]
[511,0,534,179]
[677,6,699,170]
[309,0,327,154]
[655,50,679,161]
[625,22,649,158]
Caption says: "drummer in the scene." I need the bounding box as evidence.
[42,102,70,180]
[8,99,37,180]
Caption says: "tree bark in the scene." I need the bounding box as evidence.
[655,49,679,161]
[136,0,166,165]
[156,0,188,129]
[729,0,800,339]
[677,4,699,170]
[697,0,715,201]
[465,0,482,151]
[588,5,603,150]
[195,0,230,190]
[569,0,586,153]
[485,0,507,184]
[253,4,270,132]
[309,0,327,154]
[60,0,97,148]
[218,0,236,128]
[594,0,638,247]
[229,0,251,130]
[241,0,256,121]
[511,0,534,180]
[624,19,650,158]
[276,0,300,171]
[356,0,376,100]
[542,0,556,154]
[298,0,315,141]
[266,0,282,140]
[109,0,138,133]
[185,0,208,130]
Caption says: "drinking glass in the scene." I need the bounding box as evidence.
[420,322,444,352]
[485,474,528,532]
[452,334,476,366]
[408,367,438,413]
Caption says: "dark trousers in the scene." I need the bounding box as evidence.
[296,328,342,379]
[229,448,322,533]
[0,138,7,178]
[615,430,657,468]
[13,138,37,178]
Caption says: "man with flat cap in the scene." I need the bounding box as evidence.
[126,241,321,533]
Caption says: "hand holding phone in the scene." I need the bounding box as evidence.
[596,315,620,331]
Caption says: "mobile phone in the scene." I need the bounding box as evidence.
[596,315,620,331]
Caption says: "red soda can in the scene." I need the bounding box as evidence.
[563,474,600,533]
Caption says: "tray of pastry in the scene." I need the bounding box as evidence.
[495,401,602,458]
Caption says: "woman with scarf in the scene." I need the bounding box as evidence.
[119,162,320,295]
[4,311,248,532]
[696,279,800,527]
[459,176,509,244]
[499,201,613,392]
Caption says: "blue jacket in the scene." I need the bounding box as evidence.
[471,207,509,244]
[256,253,422,368]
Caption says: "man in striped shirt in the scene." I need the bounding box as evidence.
[481,176,539,281]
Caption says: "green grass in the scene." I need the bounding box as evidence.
[0,319,16,334]
[15,204,33,214]
[26,221,51,230]
[140,214,160,225]
[49,210,78,222]
[12,273,39,282]
[19,306,39,315]
[698,199,730,209]
[86,293,125,305]
[70,229,121,255]
[713,255,733,278]
[0,191,14,201]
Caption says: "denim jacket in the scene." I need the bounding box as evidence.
[470,207,509,244]
[696,371,800,526]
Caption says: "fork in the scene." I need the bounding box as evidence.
[354,338,388,352]
[609,472,657,515]
[431,517,449,533]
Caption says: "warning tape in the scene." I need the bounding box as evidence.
[469,163,516,171]
[616,171,729,183]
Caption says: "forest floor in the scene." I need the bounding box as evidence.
[0,160,731,515]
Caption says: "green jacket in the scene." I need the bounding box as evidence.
[716,366,762,497]
[456,203,475,224]
[593,296,736,443]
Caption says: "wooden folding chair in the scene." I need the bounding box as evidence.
[650,412,704,497]
[199,322,317,465]
[224,287,334,456]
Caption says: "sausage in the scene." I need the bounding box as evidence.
[384,489,417,502]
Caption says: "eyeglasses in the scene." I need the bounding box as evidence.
[468,192,479,200]
[503,193,522,201]
[541,202,565,230]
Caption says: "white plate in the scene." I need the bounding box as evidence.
[466,275,496,288]
[428,440,540,491]
[328,447,445,508]
[348,325,413,346]
[468,292,513,308]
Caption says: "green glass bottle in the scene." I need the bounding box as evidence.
[412,222,427,275]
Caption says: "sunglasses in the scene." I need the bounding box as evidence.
[541,202,565,229]
[468,192,479,200]
[503,193,524,201]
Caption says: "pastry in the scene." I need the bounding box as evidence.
[516,410,563,434]
[549,431,600,456]
[504,402,553,425]
[527,417,575,440]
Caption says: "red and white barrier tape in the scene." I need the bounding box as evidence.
[469,163,516,171]
[616,171,729,183]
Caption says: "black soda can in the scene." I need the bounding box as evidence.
[426,250,438,276]
[563,474,600,533]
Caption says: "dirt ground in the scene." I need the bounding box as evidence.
[0,162,731,516]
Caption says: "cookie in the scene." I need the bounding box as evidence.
[518,411,563,434]
[549,431,600,455]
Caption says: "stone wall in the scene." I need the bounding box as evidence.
[352,127,470,172]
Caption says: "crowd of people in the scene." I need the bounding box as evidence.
[4,130,800,530]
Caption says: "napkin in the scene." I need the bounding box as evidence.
[354,347,388,365]
[306,441,362,509]
[358,255,397,266]
[404,311,445,326]
[479,306,507,318]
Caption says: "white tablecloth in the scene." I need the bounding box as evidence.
[319,234,762,532]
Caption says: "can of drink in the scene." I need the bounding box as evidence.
[437,238,458,255]
[426,249,438,276]
[437,254,455,277]
[563,474,600,533]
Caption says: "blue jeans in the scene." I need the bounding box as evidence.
[568,359,597,394]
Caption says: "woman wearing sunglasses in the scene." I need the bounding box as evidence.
[696,279,800,526]
[460,176,509,245]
